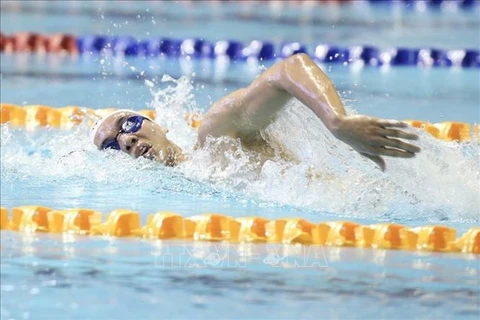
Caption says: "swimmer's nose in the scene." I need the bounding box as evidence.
[118,134,139,157]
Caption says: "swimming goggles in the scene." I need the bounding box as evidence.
[101,115,145,150]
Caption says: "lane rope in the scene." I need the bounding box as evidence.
[1,32,479,68]
[0,206,478,254]
[1,104,478,142]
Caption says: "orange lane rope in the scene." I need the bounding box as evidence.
[0,104,200,129]
[0,206,478,254]
[1,103,477,142]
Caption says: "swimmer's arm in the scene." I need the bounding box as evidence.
[226,53,420,170]
[198,54,343,143]
[200,54,343,136]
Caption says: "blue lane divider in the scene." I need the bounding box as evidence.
[369,0,478,8]
[76,35,480,68]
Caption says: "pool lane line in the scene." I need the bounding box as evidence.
[0,206,478,254]
[0,104,478,142]
[2,33,479,68]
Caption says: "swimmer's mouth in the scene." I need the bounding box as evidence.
[140,145,153,159]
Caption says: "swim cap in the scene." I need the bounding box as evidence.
[89,109,147,146]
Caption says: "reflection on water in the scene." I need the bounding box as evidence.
[1,232,479,319]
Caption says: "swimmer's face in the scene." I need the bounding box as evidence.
[92,111,180,166]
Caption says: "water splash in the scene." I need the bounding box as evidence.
[179,98,479,222]
[1,75,478,224]
[149,75,199,153]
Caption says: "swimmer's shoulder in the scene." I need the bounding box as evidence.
[197,89,247,146]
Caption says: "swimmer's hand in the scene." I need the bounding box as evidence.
[331,115,420,171]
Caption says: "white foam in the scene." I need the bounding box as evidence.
[1,75,478,224]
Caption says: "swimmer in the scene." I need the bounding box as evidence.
[90,54,420,171]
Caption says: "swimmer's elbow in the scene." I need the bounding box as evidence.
[282,53,315,72]
[276,53,319,89]
[286,52,312,63]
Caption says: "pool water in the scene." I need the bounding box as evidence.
[1,0,479,49]
[1,1,479,319]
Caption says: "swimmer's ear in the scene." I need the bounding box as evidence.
[361,153,386,172]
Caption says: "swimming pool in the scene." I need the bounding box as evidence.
[1,1,479,319]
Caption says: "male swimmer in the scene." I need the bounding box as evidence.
[90,54,420,171]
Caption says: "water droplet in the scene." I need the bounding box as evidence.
[29,287,39,295]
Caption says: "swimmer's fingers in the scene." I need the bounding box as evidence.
[371,147,416,158]
[373,119,420,141]
[375,119,408,129]
[361,153,386,171]
[379,138,421,154]
[377,128,419,141]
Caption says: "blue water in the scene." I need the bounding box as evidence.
[1,233,479,320]
[1,1,480,319]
